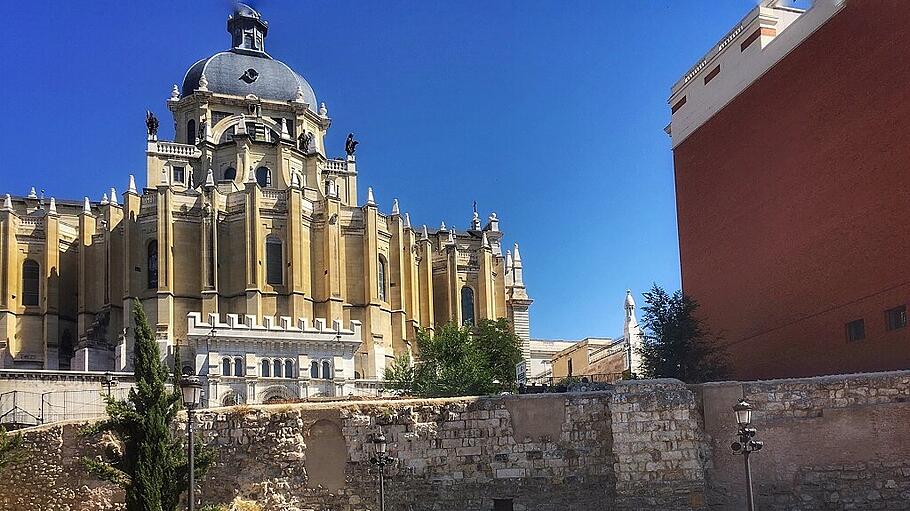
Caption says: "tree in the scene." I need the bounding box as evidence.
[82,299,213,511]
[384,318,523,397]
[638,284,729,383]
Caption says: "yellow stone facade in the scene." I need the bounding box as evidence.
[0,5,532,379]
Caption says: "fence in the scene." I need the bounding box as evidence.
[520,373,625,394]
[0,388,132,430]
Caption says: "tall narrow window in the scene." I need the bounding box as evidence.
[266,235,283,285]
[172,166,186,184]
[187,120,196,144]
[567,358,573,377]
[461,286,475,326]
[377,256,387,302]
[22,260,39,307]
[273,359,283,378]
[310,360,319,379]
[147,241,158,289]
[322,360,332,380]
[261,359,271,377]
[285,360,294,378]
[255,166,271,187]
[222,357,231,376]
[234,357,244,377]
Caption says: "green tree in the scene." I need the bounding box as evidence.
[385,318,522,397]
[0,427,24,474]
[638,284,729,383]
[82,299,213,511]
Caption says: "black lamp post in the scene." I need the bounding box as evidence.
[731,399,763,511]
[180,376,203,511]
[101,371,118,397]
[369,428,395,511]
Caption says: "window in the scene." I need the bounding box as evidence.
[886,306,907,331]
[223,167,236,181]
[255,166,271,187]
[172,166,186,184]
[846,319,865,342]
[187,120,196,144]
[22,260,39,306]
[147,241,158,289]
[704,65,720,85]
[461,286,475,326]
[322,360,332,380]
[266,235,283,285]
[284,360,294,379]
[273,359,283,378]
[493,499,514,511]
[234,357,244,377]
[261,359,271,377]
[310,360,319,379]
[567,358,573,377]
[377,256,387,302]
[222,357,231,376]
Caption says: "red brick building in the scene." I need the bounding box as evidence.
[668,0,910,379]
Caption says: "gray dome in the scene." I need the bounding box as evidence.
[182,51,317,108]
[180,5,317,109]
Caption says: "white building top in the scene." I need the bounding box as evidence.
[186,312,362,346]
[667,0,846,148]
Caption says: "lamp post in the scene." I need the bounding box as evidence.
[731,399,763,511]
[180,376,203,511]
[369,427,396,511]
[101,371,118,397]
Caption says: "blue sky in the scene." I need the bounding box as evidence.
[0,1,783,340]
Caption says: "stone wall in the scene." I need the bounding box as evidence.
[1,371,908,511]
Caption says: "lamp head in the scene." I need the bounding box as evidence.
[372,429,388,454]
[180,375,203,409]
[733,399,753,427]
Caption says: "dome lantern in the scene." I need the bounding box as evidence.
[228,3,269,54]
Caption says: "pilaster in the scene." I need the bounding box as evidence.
[244,181,262,319]
[43,209,60,369]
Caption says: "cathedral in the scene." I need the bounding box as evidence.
[0,5,532,402]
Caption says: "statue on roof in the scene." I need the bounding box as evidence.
[299,131,314,153]
[345,133,359,156]
[145,111,159,138]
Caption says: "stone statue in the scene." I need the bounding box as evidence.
[145,111,159,137]
[345,133,359,156]
[299,131,314,153]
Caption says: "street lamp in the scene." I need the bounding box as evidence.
[180,376,203,511]
[731,399,763,511]
[369,427,396,511]
[101,371,118,397]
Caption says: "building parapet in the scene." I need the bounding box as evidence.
[186,312,363,346]
[147,140,202,159]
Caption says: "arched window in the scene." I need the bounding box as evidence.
[261,359,271,377]
[322,360,332,380]
[310,360,319,379]
[187,119,196,144]
[354,371,362,380]
[461,286,475,326]
[222,357,231,376]
[147,241,158,289]
[223,167,236,181]
[284,360,294,379]
[265,235,283,285]
[234,357,244,377]
[22,260,39,306]
[377,255,387,302]
[255,166,271,188]
[273,359,283,378]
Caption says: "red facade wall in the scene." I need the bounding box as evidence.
[674,1,910,379]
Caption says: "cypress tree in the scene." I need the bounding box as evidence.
[83,299,212,511]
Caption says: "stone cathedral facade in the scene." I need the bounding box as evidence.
[0,5,532,399]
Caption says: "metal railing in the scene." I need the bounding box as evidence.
[520,373,625,394]
[0,388,131,430]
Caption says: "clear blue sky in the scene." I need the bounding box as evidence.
[0,1,786,340]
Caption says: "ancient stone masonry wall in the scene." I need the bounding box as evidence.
[1,372,909,511]
[697,371,910,511]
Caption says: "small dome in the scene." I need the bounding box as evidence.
[180,4,317,109]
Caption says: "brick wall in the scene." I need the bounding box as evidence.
[1,371,908,511]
